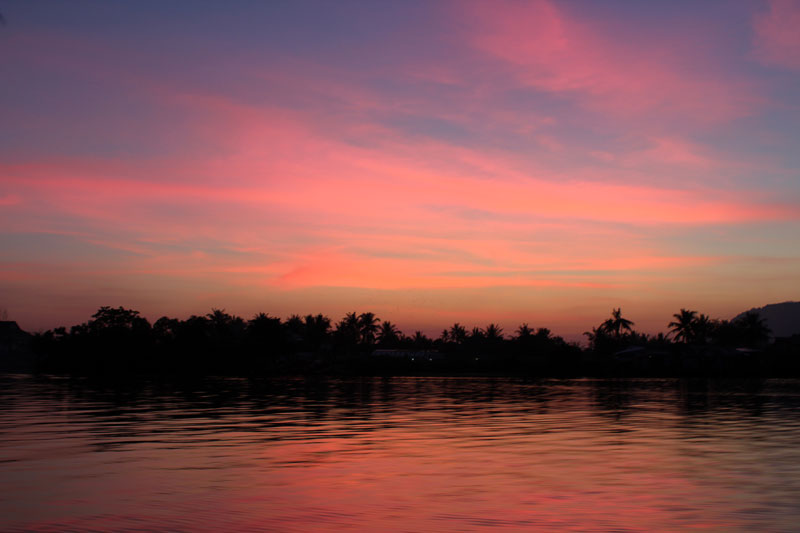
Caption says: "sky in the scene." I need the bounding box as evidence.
[1,0,799,340]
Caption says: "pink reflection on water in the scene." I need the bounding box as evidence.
[1,378,799,531]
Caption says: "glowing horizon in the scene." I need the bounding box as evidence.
[1,1,799,340]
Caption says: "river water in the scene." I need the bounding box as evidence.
[1,375,800,531]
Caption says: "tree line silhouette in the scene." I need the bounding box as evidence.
[30,306,798,377]
[584,307,772,352]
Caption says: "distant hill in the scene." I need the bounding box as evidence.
[733,302,800,338]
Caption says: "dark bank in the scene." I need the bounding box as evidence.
[5,304,800,378]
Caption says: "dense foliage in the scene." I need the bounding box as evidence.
[31,306,799,377]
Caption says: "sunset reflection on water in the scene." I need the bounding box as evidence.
[2,377,799,531]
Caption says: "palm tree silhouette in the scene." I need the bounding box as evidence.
[377,321,401,346]
[602,308,634,337]
[668,309,698,343]
[358,312,380,345]
[693,313,712,344]
[335,312,361,345]
[484,323,504,342]
[304,314,331,348]
[207,308,235,327]
[449,323,467,345]
[515,323,533,339]
[412,331,431,350]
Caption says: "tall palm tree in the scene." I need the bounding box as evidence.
[358,312,380,345]
[484,323,504,342]
[335,312,360,344]
[515,323,533,339]
[449,323,467,345]
[602,308,634,338]
[377,321,401,346]
[343,312,359,326]
[668,309,698,343]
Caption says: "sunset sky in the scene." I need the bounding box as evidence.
[1,0,799,340]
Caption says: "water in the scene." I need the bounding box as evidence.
[2,376,800,532]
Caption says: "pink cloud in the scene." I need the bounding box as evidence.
[461,0,758,122]
[0,264,47,282]
[3,146,794,241]
[2,138,793,298]
[2,6,798,338]
[618,137,717,171]
[0,194,22,206]
[752,0,800,69]
[2,77,795,297]
[1,81,795,245]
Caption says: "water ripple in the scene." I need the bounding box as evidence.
[2,376,800,531]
